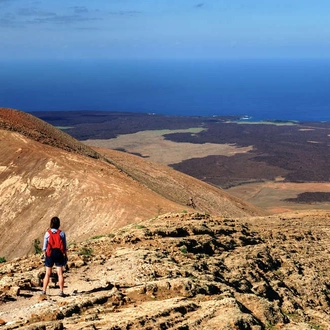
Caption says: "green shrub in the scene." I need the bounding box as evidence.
[0,256,6,263]
[180,246,188,254]
[33,239,42,254]
[90,235,105,240]
[78,247,93,256]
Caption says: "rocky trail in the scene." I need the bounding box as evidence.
[1,211,330,329]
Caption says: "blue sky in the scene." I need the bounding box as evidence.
[0,0,330,60]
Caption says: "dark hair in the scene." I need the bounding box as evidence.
[50,216,60,229]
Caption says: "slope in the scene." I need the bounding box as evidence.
[0,108,264,260]
[94,146,263,218]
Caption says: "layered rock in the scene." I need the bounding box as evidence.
[1,211,329,329]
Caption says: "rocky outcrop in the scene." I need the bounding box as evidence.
[1,211,330,329]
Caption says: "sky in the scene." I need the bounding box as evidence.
[0,0,330,60]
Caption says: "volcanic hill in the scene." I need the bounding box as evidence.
[0,108,262,260]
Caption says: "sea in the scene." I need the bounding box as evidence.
[1,58,330,122]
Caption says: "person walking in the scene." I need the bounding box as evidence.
[42,216,67,297]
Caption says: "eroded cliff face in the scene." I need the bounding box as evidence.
[1,212,330,329]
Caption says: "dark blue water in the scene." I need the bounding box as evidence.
[1,59,330,122]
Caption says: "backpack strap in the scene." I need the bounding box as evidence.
[48,229,61,234]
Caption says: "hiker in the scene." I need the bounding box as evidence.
[42,216,67,297]
[187,197,196,209]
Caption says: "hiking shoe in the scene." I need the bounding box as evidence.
[41,291,46,295]
[59,291,65,297]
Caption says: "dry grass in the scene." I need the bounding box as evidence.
[227,181,330,213]
[84,128,253,165]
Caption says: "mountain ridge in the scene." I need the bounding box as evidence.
[0,108,99,159]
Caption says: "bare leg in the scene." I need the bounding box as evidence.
[42,267,52,293]
[56,266,64,293]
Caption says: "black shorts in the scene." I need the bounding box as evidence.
[45,253,66,268]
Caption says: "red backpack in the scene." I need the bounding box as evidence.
[46,229,65,258]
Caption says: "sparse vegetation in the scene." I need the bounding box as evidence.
[90,235,105,240]
[78,246,93,256]
[33,238,42,254]
[0,256,6,263]
[180,246,188,254]
[283,312,300,321]
[117,229,128,236]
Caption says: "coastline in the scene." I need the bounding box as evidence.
[1,58,330,121]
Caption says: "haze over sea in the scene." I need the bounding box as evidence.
[1,59,330,122]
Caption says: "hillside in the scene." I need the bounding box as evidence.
[93,147,263,219]
[0,108,263,260]
[1,211,330,329]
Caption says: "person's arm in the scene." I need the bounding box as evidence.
[61,231,68,258]
[42,231,50,253]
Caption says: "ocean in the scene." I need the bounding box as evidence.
[1,59,330,122]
